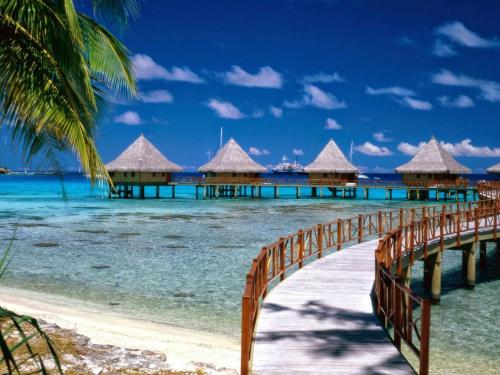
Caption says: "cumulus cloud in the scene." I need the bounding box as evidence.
[132,54,204,83]
[139,90,174,103]
[431,69,500,102]
[432,39,457,57]
[114,111,142,125]
[222,65,283,88]
[292,148,304,156]
[248,147,271,156]
[438,95,474,108]
[303,84,346,109]
[398,139,500,157]
[206,99,244,119]
[436,21,500,49]
[324,117,342,130]
[397,141,426,156]
[302,72,344,83]
[269,106,283,118]
[365,86,415,97]
[373,132,392,142]
[354,142,393,156]
[284,85,346,110]
[400,97,433,111]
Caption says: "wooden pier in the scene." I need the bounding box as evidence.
[241,182,500,375]
[110,176,477,202]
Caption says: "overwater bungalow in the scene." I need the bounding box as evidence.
[198,138,266,184]
[487,162,500,178]
[304,139,359,185]
[395,138,470,187]
[106,134,183,198]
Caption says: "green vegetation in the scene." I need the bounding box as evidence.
[0,0,138,183]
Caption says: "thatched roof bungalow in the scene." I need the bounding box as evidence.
[106,134,182,185]
[304,139,359,184]
[199,138,266,182]
[487,162,500,177]
[396,138,470,186]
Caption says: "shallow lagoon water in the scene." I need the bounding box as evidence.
[1,174,499,373]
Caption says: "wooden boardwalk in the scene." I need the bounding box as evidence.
[252,238,413,375]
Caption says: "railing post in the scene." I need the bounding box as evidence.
[474,208,479,242]
[394,281,402,350]
[399,208,404,227]
[378,211,383,237]
[337,219,342,251]
[317,224,324,258]
[241,294,251,375]
[440,207,445,252]
[298,230,304,268]
[279,238,286,281]
[419,300,431,375]
[262,248,269,298]
[358,215,363,243]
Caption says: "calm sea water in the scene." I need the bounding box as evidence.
[0,174,498,373]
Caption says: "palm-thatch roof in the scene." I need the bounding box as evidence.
[199,138,267,173]
[395,138,470,174]
[106,134,182,172]
[304,139,359,174]
[487,162,500,174]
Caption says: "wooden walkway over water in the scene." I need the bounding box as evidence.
[252,238,413,375]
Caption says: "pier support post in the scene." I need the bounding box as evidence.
[156,185,160,199]
[258,186,262,198]
[140,185,145,199]
[389,189,393,200]
[430,252,442,303]
[342,188,345,199]
[480,241,487,269]
[312,187,317,198]
[296,187,301,199]
[203,186,207,200]
[171,185,176,199]
[215,186,220,199]
[274,186,279,199]
[463,243,476,289]
[251,186,255,198]
[320,187,323,198]
[364,188,369,200]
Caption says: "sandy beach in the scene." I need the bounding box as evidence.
[0,287,239,373]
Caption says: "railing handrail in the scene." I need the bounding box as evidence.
[240,181,500,375]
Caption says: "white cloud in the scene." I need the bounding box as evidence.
[292,148,304,156]
[438,95,474,108]
[303,84,346,109]
[269,106,283,118]
[114,111,142,125]
[398,139,500,157]
[284,85,346,110]
[432,39,457,57]
[440,139,500,157]
[354,142,393,156]
[373,132,392,142]
[140,90,174,103]
[206,99,244,119]
[132,54,204,83]
[248,147,270,156]
[436,21,500,49]
[365,86,415,97]
[401,97,433,111]
[397,141,426,156]
[302,72,344,83]
[324,117,342,130]
[431,69,500,102]
[222,65,283,88]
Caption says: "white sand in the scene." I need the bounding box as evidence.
[0,287,239,372]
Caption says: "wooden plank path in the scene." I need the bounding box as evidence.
[252,238,413,375]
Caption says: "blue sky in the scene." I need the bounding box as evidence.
[2,0,500,172]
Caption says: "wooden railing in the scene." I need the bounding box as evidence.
[241,183,500,375]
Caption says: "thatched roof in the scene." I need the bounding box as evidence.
[199,138,267,173]
[487,162,500,174]
[106,134,182,172]
[304,139,359,174]
[395,138,470,174]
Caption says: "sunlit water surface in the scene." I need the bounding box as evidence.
[0,174,498,373]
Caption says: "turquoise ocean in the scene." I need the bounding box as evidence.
[0,173,498,374]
